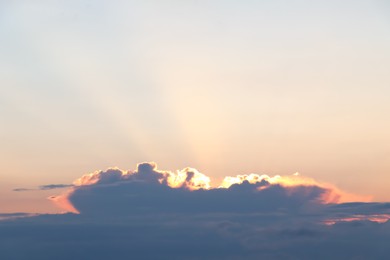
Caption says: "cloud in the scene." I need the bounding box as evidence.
[71,162,210,190]
[0,208,390,259]
[51,162,371,215]
[13,184,73,192]
[39,184,74,190]
[2,162,390,259]
[12,188,33,192]
[0,213,37,220]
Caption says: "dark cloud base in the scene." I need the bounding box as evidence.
[1,212,390,260]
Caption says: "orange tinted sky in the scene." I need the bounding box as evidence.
[1,0,389,213]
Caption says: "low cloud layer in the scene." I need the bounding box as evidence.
[2,162,390,259]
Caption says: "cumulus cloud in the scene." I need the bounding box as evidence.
[71,162,210,190]
[2,162,390,259]
[51,162,371,216]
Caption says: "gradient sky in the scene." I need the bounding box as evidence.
[1,0,390,213]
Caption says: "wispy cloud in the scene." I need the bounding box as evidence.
[0,212,37,220]
[13,184,73,192]
[12,188,33,192]
[39,184,74,190]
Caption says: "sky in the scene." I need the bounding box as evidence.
[1,1,390,258]
[0,0,390,240]
[2,0,390,213]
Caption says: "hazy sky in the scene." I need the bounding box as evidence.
[1,0,390,213]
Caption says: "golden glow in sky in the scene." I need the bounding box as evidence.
[0,1,389,213]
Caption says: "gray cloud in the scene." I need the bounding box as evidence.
[12,188,33,192]
[0,210,389,260]
[13,184,73,192]
[2,162,390,259]
[50,163,372,217]
[39,184,74,190]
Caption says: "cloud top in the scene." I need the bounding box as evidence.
[72,162,210,190]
